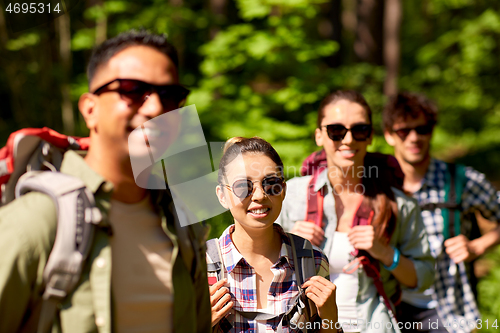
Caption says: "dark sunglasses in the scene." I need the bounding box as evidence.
[222,176,285,199]
[393,124,434,141]
[323,124,372,141]
[92,79,190,108]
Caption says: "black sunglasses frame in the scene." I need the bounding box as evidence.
[323,123,373,141]
[392,124,434,141]
[92,78,190,108]
[222,176,285,199]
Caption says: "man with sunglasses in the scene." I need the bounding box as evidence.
[383,92,500,333]
[0,30,211,333]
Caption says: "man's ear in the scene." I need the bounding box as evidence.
[384,130,396,147]
[79,93,98,131]
[216,185,231,210]
[315,128,324,147]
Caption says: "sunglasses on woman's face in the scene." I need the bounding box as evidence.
[323,123,372,141]
[222,176,285,199]
[392,124,434,141]
[92,79,190,109]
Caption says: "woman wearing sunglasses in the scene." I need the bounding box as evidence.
[208,137,340,332]
[277,90,434,333]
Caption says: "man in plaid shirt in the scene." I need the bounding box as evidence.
[383,92,500,333]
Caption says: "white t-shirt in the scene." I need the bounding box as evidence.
[329,232,360,332]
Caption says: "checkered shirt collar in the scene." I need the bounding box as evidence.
[219,223,294,275]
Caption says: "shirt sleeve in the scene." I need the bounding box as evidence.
[462,166,500,222]
[393,189,435,293]
[0,192,56,332]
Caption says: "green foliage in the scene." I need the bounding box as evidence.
[6,32,40,51]
[400,2,500,162]
[2,1,500,316]
[478,247,500,332]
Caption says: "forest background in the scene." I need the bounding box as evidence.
[1,0,500,328]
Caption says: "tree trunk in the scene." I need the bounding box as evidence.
[355,0,384,65]
[56,10,74,134]
[209,0,226,39]
[0,9,27,128]
[320,0,342,67]
[383,0,401,96]
[95,0,107,45]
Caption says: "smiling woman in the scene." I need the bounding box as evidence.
[207,137,341,333]
[277,90,436,333]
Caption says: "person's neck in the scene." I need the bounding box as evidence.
[84,145,148,204]
[231,223,281,263]
[327,164,364,194]
[396,153,431,194]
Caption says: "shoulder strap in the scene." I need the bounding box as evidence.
[305,173,326,227]
[351,201,400,320]
[451,163,466,238]
[287,233,318,331]
[422,163,465,240]
[15,171,101,333]
[206,238,225,284]
[287,233,316,285]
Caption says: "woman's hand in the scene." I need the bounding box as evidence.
[348,225,392,265]
[291,221,325,246]
[210,279,233,327]
[302,276,338,324]
[349,225,419,288]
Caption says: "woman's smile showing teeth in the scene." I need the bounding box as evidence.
[247,207,270,217]
[339,149,356,158]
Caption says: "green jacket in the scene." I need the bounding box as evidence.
[0,151,212,333]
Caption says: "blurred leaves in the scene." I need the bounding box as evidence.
[6,33,40,51]
[1,0,500,291]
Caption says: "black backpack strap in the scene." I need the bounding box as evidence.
[206,238,225,282]
[15,171,101,333]
[286,233,319,332]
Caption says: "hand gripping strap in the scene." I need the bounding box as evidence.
[287,233,319,332]
[211,233,319,332]
[15,171,101,333]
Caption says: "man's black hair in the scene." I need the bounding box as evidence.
[87,29,179,87]
[383,92,438,131]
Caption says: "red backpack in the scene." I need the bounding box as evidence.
[300,149,405,320]
[0,127,90,204]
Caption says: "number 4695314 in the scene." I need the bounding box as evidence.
[5,3,62,14]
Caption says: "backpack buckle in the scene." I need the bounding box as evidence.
[43,272,75,301]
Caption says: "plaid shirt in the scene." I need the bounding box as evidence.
[212,224,330,333]
[407,159,500,333]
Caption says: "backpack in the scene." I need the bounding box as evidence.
[419,163,466,240]
[206,233,320,333]
[0,128,102,333]
[1,127,209,333]
[300,149,404,322]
